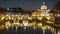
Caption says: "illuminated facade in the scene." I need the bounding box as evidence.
[37,2,50,13]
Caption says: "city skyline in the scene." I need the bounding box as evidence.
[0,0,60,11]
[0,0,60,34]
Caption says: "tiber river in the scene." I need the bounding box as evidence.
[2,27,53,34]
[0,27,59,34]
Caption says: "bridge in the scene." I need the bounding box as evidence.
[0,13,60,34]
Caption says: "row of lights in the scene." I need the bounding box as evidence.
[1,15,51,20]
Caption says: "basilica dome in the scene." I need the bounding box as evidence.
[40,2,47,10]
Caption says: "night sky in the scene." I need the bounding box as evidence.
[0,0,60,10]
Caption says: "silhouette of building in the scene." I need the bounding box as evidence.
[54,1,60,24]
[0,8,6,15]
[54,1,60,13]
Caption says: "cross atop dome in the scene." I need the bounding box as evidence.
[43,2,46,5]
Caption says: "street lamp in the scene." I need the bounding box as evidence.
[5,21,11,29]
[13,22,19,32]
[42,26,47,34]
[57,30,60,34]
[22,20,28,31]
[33,26,36,31]
[15,26,18,32]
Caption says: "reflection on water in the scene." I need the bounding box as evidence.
[2,27,52,34]
[57,30,60,34]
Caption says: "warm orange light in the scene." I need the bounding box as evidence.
[37,17,42,20]
[37,23,42,28]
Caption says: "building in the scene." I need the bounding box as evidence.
[54,1,60,24]
[37,2,50,13]
[0,2,59,34]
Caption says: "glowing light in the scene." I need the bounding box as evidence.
[42,26,46,30]
[13,22,20,27]
[37,17,42,20]
[6,14,9,16]
[16,26,18,32]
[46,16,51,20]
[58,14,60,16]
[28,17,32,20]
[5,21,11,28]
[37,23,42,28]
[13,23,19,25]
[15,15,18,16]
[7,8,10,11]
[28,23,33,27]
[24,26,26,31]
[6,26,9,29]
[37,9,40,11]
[8,16,11,20]
[5,18,9,20]
[41,2,47,10]
[20,24,23,27]
[23,20,28,27]
[17,16,23,20]
[42,13,50,16]
[33,26,36,30]
[23,22,28,26]
[22,14,28,18]
[12,15,14,16]
[42,26,46,34]
[46,21,54,24]
[58,30,60,34]
[41,6,47,9]
[5,21,11,29]
[11,17,13,19]
[1,17,5,20]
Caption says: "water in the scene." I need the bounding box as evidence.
[2,27,52,34]
[57,29,60,34]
